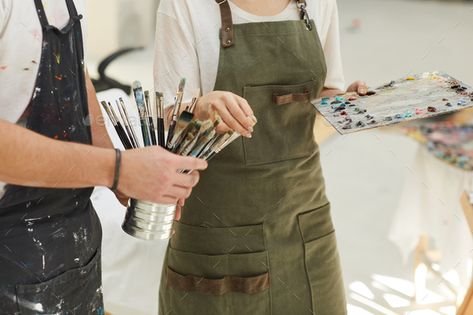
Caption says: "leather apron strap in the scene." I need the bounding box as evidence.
[215,0,312,48]
[215,0,235,48]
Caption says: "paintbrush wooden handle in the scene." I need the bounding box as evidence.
[140,118,151,147]
[148,117,157,146]
[166,120,177,149]
[157,119,165,147]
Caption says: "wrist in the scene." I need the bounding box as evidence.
[91,147,116,188]
[110,149,122,191]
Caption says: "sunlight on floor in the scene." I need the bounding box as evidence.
[347,273,461,314]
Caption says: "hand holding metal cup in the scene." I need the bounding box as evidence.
[102,79,244,241]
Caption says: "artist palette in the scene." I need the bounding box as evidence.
[312,72,473,134]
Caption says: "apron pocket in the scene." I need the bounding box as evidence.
[242,81,318,166]
[15,249,104,315]
[164,246,271,314]
[298,204,347,315]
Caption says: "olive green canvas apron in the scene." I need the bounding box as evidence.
[159,1,347,314]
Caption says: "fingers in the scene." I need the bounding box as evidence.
[357,82,368,96]
[212,100,251,137]
[175,206,182,221]
[224,95,255,132]
[235,96,257,127]
[347,80,368,96]
[170,154,208,171]
[167,185,192,200]
[172,172,200,188]
[216,121,232,133]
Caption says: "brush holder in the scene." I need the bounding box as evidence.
[122,199,176,241]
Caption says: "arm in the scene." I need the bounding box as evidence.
[0,119,114,188]
[0,120,207,205]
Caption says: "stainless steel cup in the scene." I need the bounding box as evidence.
[122,199,176,241]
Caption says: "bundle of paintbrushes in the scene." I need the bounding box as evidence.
[101,78,241,241]
[101,79,240,163]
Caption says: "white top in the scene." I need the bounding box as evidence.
[154,0,345,107]
[0,0,87,194]
[0,0,87,123]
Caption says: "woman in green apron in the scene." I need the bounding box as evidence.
[154,0,367,314]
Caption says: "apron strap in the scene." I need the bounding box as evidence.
[295,0,312,31]
[33,0,51,29]
[215,0,235,48]
[33,0,83,30]
[65,0,84,21]
[215,0,312,48]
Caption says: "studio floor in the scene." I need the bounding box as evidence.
[87,0,473,314]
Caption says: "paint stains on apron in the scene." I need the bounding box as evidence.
[0,0,103,313]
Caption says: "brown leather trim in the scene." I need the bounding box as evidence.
[273,91,310,105]
[215,0,234,48]
[167,267,270,295]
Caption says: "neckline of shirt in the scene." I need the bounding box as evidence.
[228,0,298,22]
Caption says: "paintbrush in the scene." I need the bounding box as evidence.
[145,90,157,146]
[166,111,195,151]
[189,120,220,157]
[175,121,201,155]
[169,119,196,153]
[116,100,138,148]
[196,135,221,159]
[155,92,165,147]
[132,81,152,147]
[185,88,200,114]
[199,133,232,161]
[166,78,186,147]
[203,132,240,161]
[101,101,133,149]
[181,120,214,156]
[107,102,134,150]
[167,89,200,150]
[119,98,140,148]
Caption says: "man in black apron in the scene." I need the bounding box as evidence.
[0,0,207,313]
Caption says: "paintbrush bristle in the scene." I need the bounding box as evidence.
[132,81,142,91]
[178,78,186,92]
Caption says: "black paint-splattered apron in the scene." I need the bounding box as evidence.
[159,1,347,314]
[0,0,103,314]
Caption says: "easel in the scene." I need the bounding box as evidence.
[409,191,473,313]
[458,192,473,315]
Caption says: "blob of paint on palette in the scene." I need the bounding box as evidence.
[312,71,473,134]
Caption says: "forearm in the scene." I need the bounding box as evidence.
[86,72,114,149]
[0,119,114,189]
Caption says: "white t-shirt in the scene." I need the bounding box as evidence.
[0,0,87,123]
[154,0,345,107]
[0,0,87,194]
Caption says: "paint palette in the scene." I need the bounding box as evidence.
[403,122,473,171]
[312,72,473,134]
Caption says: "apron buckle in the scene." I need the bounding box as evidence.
[295,0,313,31]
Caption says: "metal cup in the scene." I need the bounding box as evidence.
[122,199,176,241]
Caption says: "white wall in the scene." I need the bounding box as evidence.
[85,0,159,59]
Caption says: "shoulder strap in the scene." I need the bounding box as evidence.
[33,0,50,28]
[215,0,234,48]
[295,0,312,31]
[214,0,312,48]
[65,0,83,20]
